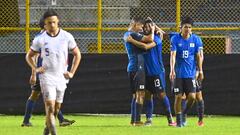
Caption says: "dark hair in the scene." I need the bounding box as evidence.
[39,17,44,29]
[132,17,144,24]
[181,16,194,26]
[43,9,58,20]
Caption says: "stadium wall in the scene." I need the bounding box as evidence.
[0,54,239,115]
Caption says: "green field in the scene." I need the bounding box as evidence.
[1,115,239,135]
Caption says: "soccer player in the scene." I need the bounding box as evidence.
[128,17,176,126]
[26,10,81,135]
[142,18,176,126]
[21,16,75,127]
[169,16,204,127]
[123,17,156,126]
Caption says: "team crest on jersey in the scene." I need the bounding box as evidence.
[44,42,48,46]
[190,43,195,47]
[178,44,182,47]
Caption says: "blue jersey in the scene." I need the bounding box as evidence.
[123,31,144,72]
[171,33,203,78]
[143,34,165,76]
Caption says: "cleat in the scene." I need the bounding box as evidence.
[198,121,204,127]
[132,121,144,126]
[21,122,33,127]
[144,120,152,126]
[168,121,177,126]
[59,119,75,127]
[176,124,183,128]
[182,121,187,126]
[43,127,49,135]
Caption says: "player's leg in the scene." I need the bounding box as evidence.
[182,79,196,126]
[173,78,184,127]
[144,90,153,126]
[158,73,176,126]
[134,90,145,126]
[41,84,58,135]
[21,82,41,127]
[132,68,145,126]
[128,72,137,125]
[181,93,187,114]
[196,80,204,126]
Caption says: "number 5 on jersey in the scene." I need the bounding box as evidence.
[45,48,49,56]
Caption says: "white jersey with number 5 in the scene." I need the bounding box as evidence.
[31,29,77,87]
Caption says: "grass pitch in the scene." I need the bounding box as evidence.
[0,115,239,135]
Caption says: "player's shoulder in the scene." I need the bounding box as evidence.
[171,32,180,41]
[33,31,46,42]
[60,29,74,38]
[124,31,132,36]
[191,33,201,39]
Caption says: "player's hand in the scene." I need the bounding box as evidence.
[127,36,133,42]
[169,71,175,81]
[35,67,45,74]
[198,71,204,81]
[64,71,74,79]
[29,74,36,85]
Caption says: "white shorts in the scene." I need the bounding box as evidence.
[40,83,67,103]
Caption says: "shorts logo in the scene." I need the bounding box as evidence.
[139,85,145,89]
[174,88,179,93]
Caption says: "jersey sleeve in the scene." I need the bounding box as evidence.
[130,32,144,41]
[123,32,131,42]
[30,38,41,52]
[68,33,77,51]
[170,36,177,51]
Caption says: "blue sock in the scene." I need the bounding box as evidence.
[23,99,36,123]
[197,100,204,121]
[145,99,153,120]
[176,113,182,127]
[130,98,136,123]
[135,103,142,122]
[57,110,64,123]
[182,99,187,112]
[162,96,173,123]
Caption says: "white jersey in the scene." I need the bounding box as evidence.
[31,29,77,86]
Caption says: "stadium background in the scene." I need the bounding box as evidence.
[0,0,239,115]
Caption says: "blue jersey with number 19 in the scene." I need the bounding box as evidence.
[170,33,203,78]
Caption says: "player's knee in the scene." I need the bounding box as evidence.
[29,91,41,101]
[157,92,166,99]
[47,105,55,114]
[145,90,152,100]
[188,93,196,101]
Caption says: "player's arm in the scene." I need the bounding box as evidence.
[26,50,45,74]
[141,23,155,43]
[127,36,156,50]
[64,47,81,79]
[169,36,177,81]
[170,51,176,81]
[29,54,39,85]
[154,23,165,40]
[196,49,204,81]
